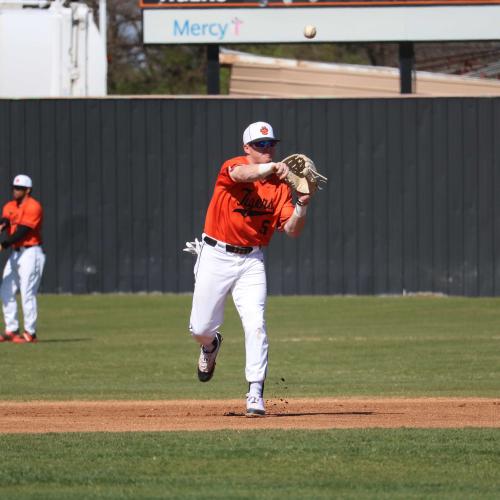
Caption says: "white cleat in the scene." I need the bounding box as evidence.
[197,333,222,382]
[246,394,266,417]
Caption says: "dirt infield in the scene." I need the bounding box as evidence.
[0,398,498,434]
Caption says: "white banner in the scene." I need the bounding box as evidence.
[143,5,500,43]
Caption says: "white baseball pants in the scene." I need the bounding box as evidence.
[189,240,268,383]
[1,246,45,334]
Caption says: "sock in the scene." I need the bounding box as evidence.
[202,335,218,353]
[248,381,264,398]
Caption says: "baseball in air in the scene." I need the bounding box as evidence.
[303,25,317,39]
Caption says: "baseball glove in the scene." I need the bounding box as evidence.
[281,154,327,194]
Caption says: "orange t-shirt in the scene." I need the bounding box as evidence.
[204,156,295,247]
[2,196,43,248]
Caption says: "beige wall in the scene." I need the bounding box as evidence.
[221,53,500,97]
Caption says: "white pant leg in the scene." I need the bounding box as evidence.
[189,244,237,345]
[18,246,45,334]
[231,250,268,383]
[1,253,20,332]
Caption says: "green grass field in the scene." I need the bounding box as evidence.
[1,430,499,499]
[1,295,499,499]
[1,295,499,399]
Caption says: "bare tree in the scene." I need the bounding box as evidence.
[84,0,207,94]
[81,1,500,94]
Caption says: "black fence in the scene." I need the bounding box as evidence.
[0,97,499,295]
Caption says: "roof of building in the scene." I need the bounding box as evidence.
[220,49,500,97]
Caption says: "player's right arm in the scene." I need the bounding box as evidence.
[0,207,13,249]
[229,162,288,183]
[0,218,9,232]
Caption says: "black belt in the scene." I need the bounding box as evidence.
[13,245,40,252]
[203,236,253,255]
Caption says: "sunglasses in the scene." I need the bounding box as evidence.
[251,140,278,148]
[12,186,28,191]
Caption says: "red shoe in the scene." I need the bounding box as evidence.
[12,332,38,344]
[0,330,20,342]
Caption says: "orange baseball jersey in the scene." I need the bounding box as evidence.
[2,196,43,248]
[204,156,295,247]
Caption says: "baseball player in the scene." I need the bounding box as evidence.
[187,121,312,416]
[0,175,45,343]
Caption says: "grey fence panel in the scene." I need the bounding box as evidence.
[101,101,119,293]
[463,99,479,297]
[357,99,374,294]
[115,100,133,292]
[372,99,389,295]
[477,99,494,296]
[340,100,358,294]
[70,100,88,294]
[327,101,344,295]
[386,101,404,294]
[1,97,499,296]
[311,100,330,294]
[402,100,418,293]
[431,99,449,293]
[447,100,465,296]
[416,99,433,292]
[161,100,180,292]
[38,102,58,292]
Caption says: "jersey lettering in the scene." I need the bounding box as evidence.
[204,155,294,247]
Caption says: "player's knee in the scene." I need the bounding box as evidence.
[244,319,266,337]
[189,322,217,344]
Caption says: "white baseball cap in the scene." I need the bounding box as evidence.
[12,174,32,188]
[242,121,279,145]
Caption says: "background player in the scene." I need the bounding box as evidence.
[188,121,312,416]
[0,175,45,343]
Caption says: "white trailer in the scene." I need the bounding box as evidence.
[0,0,107,97]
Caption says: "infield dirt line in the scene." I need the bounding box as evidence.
[0,398,498,434]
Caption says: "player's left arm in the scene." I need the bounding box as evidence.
[283,193,311,238]
[0,225,31,250]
